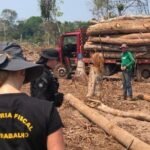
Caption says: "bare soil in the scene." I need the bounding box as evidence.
[22,76,150,150]
[22,44,150,150]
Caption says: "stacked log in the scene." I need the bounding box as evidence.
[84,16,150,59]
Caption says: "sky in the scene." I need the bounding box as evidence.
[0,0,93,22]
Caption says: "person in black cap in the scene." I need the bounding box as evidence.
[30,48,64,107]
[0,43,64,150]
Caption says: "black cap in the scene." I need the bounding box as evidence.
[0,43,43,83]
[40,48,59,60]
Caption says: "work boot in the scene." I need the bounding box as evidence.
[123,95,127,100]
[128,95,133,101]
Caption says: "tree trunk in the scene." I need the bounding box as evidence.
[100,15,150,22]
[84,43,149,52]
[86,53,104,97]
[88,36,150,46]
[98,103,150,122]
[135,93,150,102]
[73,59,88,84]
[86,65,101,97]
[64,93,150,150]
[110,32,150,39]
[87,19,150,36]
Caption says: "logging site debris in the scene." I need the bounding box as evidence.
[21,15,149,150]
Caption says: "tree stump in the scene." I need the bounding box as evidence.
[73,54,88,85]
[86,52,104,97]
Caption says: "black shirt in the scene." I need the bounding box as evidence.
[30,67,59,101]
[0,93,63,150]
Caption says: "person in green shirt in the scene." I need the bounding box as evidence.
[120,43,135,100]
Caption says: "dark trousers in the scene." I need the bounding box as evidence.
[122,70,133,97]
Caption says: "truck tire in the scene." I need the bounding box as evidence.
[53,63,68,79]
[136,64,150,81]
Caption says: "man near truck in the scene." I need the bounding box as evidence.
[120,43,135,100]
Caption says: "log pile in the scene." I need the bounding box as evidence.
[84,16,150,59]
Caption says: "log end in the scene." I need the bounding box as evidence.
[137,94,144,100]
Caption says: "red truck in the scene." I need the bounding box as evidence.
[54,28,150,81]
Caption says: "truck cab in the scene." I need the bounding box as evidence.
[55,28,89,78]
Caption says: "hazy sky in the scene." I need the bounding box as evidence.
[0,0,93,21]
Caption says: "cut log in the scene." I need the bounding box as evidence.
[86,65,102,97]
[98,103,150,122]
[73,58,88,84]
[86,53,104,97]
[135,93,150,102]
[64,93,150,150]
[99,15,150,23]
[88,19,99,25]
[84,43,149,52]
[88,36,150,46]
[110,32,150,39]
[84,49,150,59]
[87,19,150,36]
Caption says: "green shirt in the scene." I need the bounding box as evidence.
[121,51,135,71]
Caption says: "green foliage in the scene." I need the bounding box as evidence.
[0,6,89,45]
[90,0,149,19]
[117,3,124,16]
[117,3,124,11]
[40,0,52,20]
[40,0,63,21]
[59,21,90,34]
[20,17,44,42]
[1,9,17,25]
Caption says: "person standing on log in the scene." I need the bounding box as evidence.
[0,43,64,150]
[120,43,135,100]
[30,48,64,107]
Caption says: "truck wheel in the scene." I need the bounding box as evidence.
[136,65,150,81]
[53,64,68,79]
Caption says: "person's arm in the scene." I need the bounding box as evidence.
[47,128,64,150]
[126,51,135,67]
[46,105,64,150]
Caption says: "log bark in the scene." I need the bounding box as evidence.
[88,19,99,25]
[73,59,88,84]
[86,65,102,97]
[84,45,148,59]
[99,15,150,23]
[86,53,104,97]
[87,19,150,36]
[64,93,150,150]
[84,43,149,52]
[135,93,150,102]
[98,103,150,122]
[110,33,150,39]
[88,36,150,46]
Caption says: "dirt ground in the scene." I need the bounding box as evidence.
[22,44,150,150]
[22,76,150,150]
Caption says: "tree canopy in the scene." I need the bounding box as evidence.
[90,0,150,20]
